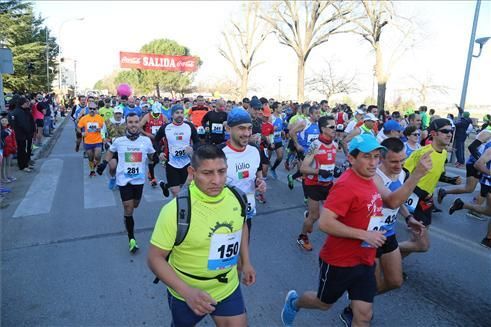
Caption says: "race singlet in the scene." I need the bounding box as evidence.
[208,229,242,270]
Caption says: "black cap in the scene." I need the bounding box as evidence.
[429,118,451,131]
[242,97,250,104]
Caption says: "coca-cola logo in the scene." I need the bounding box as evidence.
[121,56,141,64]
[177,60,195,68]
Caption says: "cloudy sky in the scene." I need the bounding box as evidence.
[34,1,491,107]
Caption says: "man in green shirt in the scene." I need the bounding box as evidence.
[148,145,255,327]
[99,98,114,121]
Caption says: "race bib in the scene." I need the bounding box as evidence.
[274,131,282,139]
[381,207,398,229]
[208,230,242,270]
[123,152,144,178]
[151,126,160,135]
[307,134,319,144]
[211,123,223,134]
[405,193,419,213]
[197,126,205,135]
[246,193,256,218]
[361,215,384,248]
[87,122,99,133]
[170,146,187,158]
[318,163,334,183]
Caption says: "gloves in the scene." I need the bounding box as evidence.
[318,169,332,179]
[96,160,108,175]
[333,166,343,178]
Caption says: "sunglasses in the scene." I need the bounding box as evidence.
[89,108,97,110]
[437,129,453,134]
[327,125,336,129]
[411,133,420,136]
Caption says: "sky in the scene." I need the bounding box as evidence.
[33,1,491,108]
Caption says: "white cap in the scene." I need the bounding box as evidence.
[363,113,378,121]
[113,107,123,114]
[355,109,365,115]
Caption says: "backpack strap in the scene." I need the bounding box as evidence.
[175,185,191,246]
[227,185,247,222]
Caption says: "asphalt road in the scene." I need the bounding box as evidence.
[2,121,490,326]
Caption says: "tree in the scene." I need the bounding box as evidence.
[261,0,353,102]
[405,75,449,104]
[1,0,59,93]
[218,1,270,99]
[347,0,416,113]
[306,61,358,102]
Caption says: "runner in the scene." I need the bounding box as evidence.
[399,118,462,257]
[77,102,105,177]
[161,97,173,121]
[140,103,168,187]
[259,106,274,187]
[122,96,142,118]
[448,142,491,248]
[72,95,89,152]
[147,145,255,327]
[98,98,114,121]
[343,113,378,152]
[438,127,491,218]
[154,104,199,198]
[281,134,387,327]
[402,126,421,157]
[202,99,228,145]
[96,112,155,252]
[297,115,338,251]
[269,102,285,180]
[376,120,404,143]
[103,106,126,190]
[188,95,209,142]
[219,108,266,234]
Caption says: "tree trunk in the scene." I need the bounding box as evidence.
[374,42,386,113]
[155,83,161,98]
[240,70,249,99]
[377,82,386,119]
[297,56,305,102]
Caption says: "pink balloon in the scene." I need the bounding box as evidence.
[116,83,132,97]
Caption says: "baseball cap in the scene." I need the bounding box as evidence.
[113,107,123,114]
[348,134,386,154]
[383,120,403,132]
[171,104,184,115]
[429,118,451,132]
[463,111,470,118]
[355,109,365,115]
[363,113,378,121]
[141,103,150,109]
[151,102,162,113]
[242,97,250,104]
[227,108,252,127]
[250,98,262,109]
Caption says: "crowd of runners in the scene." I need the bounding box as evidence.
[3,90,490,326]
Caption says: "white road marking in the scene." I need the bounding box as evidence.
[83,161,117,209]
[13,159,63,218]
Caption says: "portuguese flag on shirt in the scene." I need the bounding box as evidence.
[125,152,142,162]
[176,135,183,140]
[238,170,249,179]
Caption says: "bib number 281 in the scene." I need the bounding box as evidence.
[127,167,140,175]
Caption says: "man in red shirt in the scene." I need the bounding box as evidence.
[281,134,387,327]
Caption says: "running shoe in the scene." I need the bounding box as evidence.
[297,234,313,251]
[150,178,157,187]
[256,193,266,204]
[129,238,139,253]
[480,237,491,249]
[0,187,11,194]
[159,181,170,197]
[303,210,308,219]
[271,169,278,180]
[108,177,116,190]
[281,290,299,327]
[437,188,446,204]
[449,198,464,215]
[287,174,294,190]
[1,179,11,184]
[339,306,353,327]
[83,152,88,159]
[22,168,32,173]
[89,171,96,177]
[32,144,40,150]
[8,177,17,182]
[466,211,486,221]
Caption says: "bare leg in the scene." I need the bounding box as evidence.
[351,300,373,327]
[212,313,247,327]
[302,199,320,235]
[375,249,403,294]
[296,291,332,310]
[399,227,430,258]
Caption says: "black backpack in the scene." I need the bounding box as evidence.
[153,184,247,284]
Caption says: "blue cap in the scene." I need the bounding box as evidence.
[383,120,403,132]
[227,108,252,127]
[348,134,386,154]
[250,98,262,109]
[171,104,184,115]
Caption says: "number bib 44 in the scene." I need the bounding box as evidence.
[208,230,242,270]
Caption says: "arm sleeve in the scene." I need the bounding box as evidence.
[150,201,178,251]
[468,139,483,160]
[188,122,200,150]
[153,124,166,152]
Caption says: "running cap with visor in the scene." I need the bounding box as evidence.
[348,134,386,154]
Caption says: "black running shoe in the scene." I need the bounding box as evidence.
[480,237,491,249]
[437,188,446,204]
[449,198,464,215]
[339,306,353,327]
[159,181,170,197]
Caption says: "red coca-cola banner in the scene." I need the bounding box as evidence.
[119,51,198,72]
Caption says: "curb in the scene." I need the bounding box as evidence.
[32,117,69,161]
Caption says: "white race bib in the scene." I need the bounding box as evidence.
[307,134,319,144]
[151,125,160,135]
[87,122,99,132]
[123,152,144,179]
[197,126,205,135]
[246,193,256,218]
[211,123,223,134]
[405,193,419,213]
[361,215,384,248]
[208,230,242,270]
[274,131,282,139]
[170,146,187,158]
[318,163,335,183]
[381,207,398,229]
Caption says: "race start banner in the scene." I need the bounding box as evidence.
[119,51,198,72]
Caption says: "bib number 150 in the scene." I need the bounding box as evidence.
[217,242,239,259]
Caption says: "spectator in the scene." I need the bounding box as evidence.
[1,115,17,183]
[419,105,430,130]
[454,111,473,168]
[31,94,45,146]
[8,96,35,172]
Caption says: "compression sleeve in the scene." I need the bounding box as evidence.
[468,139,483,160]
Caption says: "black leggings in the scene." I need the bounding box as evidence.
[16,138,32,170]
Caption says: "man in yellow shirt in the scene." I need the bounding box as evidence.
[400,118,462,257]
[148,145,255,327]
[77,102,105,177]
